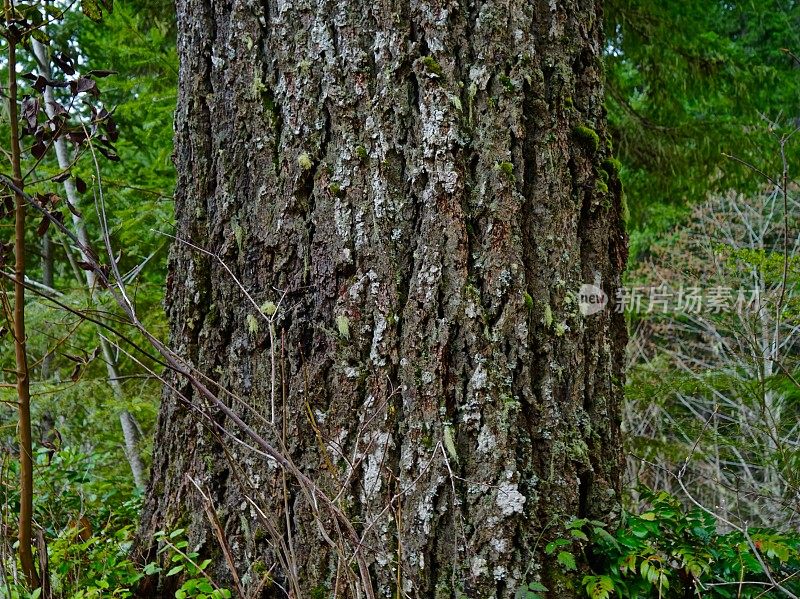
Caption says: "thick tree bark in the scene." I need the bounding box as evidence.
[140,0,627,596]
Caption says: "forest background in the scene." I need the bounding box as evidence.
[0,0,799,597]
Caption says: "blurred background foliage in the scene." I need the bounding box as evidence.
[606,0,800,258]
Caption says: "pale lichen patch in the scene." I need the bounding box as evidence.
[496,480,526,516]
[361,431,392,503]
[471,555,488,578]
[477,424,496,453]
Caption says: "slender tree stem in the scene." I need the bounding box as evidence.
[40,233,53,378]
[8,31,40,589]
[31,38,146,489]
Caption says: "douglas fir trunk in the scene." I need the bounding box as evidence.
[139,0,627,595]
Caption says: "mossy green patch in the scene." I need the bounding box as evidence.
[499,74,515,92]
[524,292,534,311]
[298,152,313,170]
[421,55,443,78]
[310,586,328,599]
[329,182,344,198]
[621,193,630,224]
[246,314,259,334]
[496,161,514,177]
[336,315,350,339]
[601,157,622,178]
[573,124,600,154]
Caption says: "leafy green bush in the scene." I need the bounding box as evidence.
[521,488,800,598]
[0,446,231,598]
[144,529,231,599]
[47,524,143,598]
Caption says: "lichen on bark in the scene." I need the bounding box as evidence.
[138,0,628,596]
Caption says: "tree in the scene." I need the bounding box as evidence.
[625,187,800,527]
[138,0,628,596]
[0,1,175,591]
[604,0,800,236]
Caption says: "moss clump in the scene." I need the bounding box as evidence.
[523,292,534,311]
[252,560,267,573]
[548,566,577,594]
[544,304,553,328]
[496,161,514,177]
[355,145,368,160]
[621,193,630,224]
[564,96,574,109]
[336,315,350,339]
[597,167,609,183]
[499,74,515,92]
[297,152,313,170]
[421,55,443,78]
[246,314,259,334]
[261,300,277,316]
[601,157,622,178]
[595,179,609,195]
[329,182,344,197]
[310,586,328,599]
[572,124,600,154]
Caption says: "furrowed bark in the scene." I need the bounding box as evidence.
[140,0,628,596]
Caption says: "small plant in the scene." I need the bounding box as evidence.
[496,160,515,178]
[145,529,231,599]
[420,55,443,78]
[48,523,142,598]
[538,488,800,598]
[298,151,313,170]
[516,580,549,599]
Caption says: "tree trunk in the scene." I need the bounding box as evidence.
[140,0,627,596]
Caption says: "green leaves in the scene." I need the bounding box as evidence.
[583,575,614,599]
[150,529,232,598]
[545,538,571,555]
[167,564,185,577]
[516,580,549,599]
[542,489,800,598]
[639,557,668,590]
[80,0,102,21]
[557,550,577,571]
[80,0,113,21]
[607,0,800,229]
